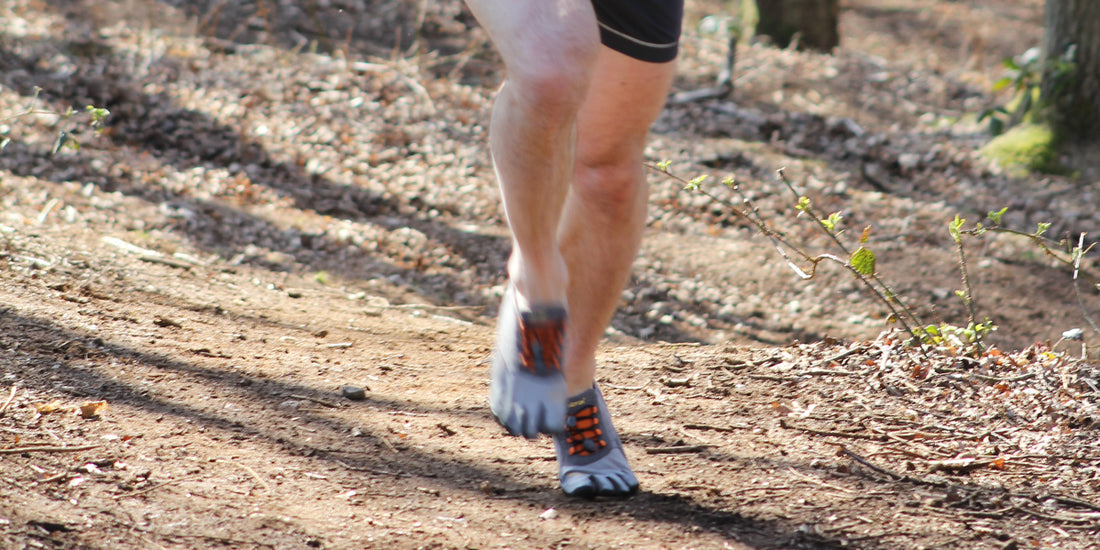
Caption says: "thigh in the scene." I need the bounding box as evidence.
[575,47,677,166]
[464,0,600,72]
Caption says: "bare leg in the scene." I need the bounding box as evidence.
[466,0,601,438]
[560,48,678,395]
[552,48,677,497]
[465,0,599,307]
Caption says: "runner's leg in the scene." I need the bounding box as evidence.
[464,0,599,308]
[464,0,601,438]
[554,46,677,496]
[560,47,677,396]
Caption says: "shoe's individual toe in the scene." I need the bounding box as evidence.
[561,472,598,498]
[561,472,637,498]
[602,473,639,496]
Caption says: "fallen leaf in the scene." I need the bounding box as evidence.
[35,401,62,414]
[79,400,108,419]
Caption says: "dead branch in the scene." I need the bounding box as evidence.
[644,444,716,455]
[0,444,100,455]
[0,385,16,416]
[780,419,880,441]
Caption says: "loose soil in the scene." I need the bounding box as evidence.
[1,0,1099,549]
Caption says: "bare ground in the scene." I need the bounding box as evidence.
[1,0,1099,549]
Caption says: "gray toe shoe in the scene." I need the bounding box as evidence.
[489,285,568,439]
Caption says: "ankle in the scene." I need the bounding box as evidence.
[509,254,568,308]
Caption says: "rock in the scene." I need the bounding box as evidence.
[341,386,367,401]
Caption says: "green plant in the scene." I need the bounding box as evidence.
[0,87,110,154]
[658,163,939,353]
[980,46,1076,136]
[655,164,1100,359]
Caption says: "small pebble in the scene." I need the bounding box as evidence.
[539,508,558,520]
[342,385,367,400]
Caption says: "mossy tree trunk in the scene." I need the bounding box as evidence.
[754,0,839,52]
[1041,0,1100,142]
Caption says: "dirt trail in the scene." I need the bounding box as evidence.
[1,0,1099,549]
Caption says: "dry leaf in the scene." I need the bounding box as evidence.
[35,401,62,414]
[79,400,108,418]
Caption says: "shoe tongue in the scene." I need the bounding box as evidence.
[566,386,598,413]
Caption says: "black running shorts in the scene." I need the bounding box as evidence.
[593,0,684,63]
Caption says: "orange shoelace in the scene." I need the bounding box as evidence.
[565,405,607,456]
[518,319,564,374]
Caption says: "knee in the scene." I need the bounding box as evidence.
[506,46,597,115]
[573,156,647,208]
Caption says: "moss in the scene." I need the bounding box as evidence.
[980,123,1062,175]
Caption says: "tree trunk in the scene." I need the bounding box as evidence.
[1041,0,1100,142]
[754,0,839,52]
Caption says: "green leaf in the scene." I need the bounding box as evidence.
[849,246,876,276]
[684,174,707,191]
[655,160,672,172]
[796,196,810,212]
[987,207,1008,225]
[821,212,842,233]
[721,176,736,189]
[991,77,1012,92]
[949,215,965,242]
[1035,222,1051,237]
[1002,56,1020,71]
[51,131,71,155]
[85,105,111,129]
[988,117,1005,136]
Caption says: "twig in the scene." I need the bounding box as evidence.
[1015,505,1100,525]
[644,444,716,455]
[802,369,857,377]
[379,437,399,453]
[746,374,798,382]
[818,346,866,366]
[139,256,194,271]
[219,460,271,492]
[113,474,204,500]
[289,394,339,408]
[331,459,410,477]
[1041,494,1100,513]
[601,383,647,391]
[1071,232,1100,338]
[779,419,880,440]
[0,385,16,416]
[0,444,100,455]
[836,445,904,480]
[951,220,980,333]
[926,458,996,474]
[102,236,162,257]
[683,422,754,433]
[786,467,857,494]
[668,34,736,104]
